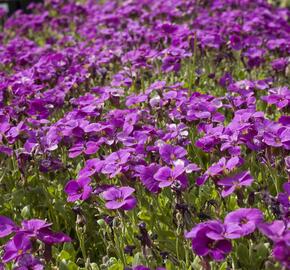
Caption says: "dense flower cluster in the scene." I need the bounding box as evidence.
[0,217,70,268]
[0,0,289,269]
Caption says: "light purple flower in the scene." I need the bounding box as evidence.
[102,186,137,210]
[206,156,241,177]
[258,220,290,268]
[153,164,187,188]
[218,171,254,197]
[78,158,104,178]
[159,144,187,165]
[225,208,263,238]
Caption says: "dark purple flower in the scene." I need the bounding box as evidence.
[137,164,161,193]
[37,228,71,245]
[133,266,150,270]
[0,216,18,238]
[20,219,51,237]
[271,58,288,72]
[225,208,263,238]
[19,219,71,245]
[133,266,165,270]
[185,220,232,261]
[278,182,290,208]
[272,241,290,268]
[102,186,137,210]
[14,254,43,270]
[229,35,243,51]
[64,177,92,202]
[218,171,254,197]
[2,233,32,263]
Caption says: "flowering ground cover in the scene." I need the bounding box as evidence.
[0,0,289,269]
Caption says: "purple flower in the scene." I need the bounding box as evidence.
[258,220,288,242]
[2,233,32,263]
[225,208,263,238]
[102,150,131,178]
[78,158,104,178]
[153,163,188,189]
[0,216,18,238]
[261,87,290,109]
[37,228,71,245]
[258,220,290,268]
[278,182,290,208]
[64,177,92,202]
[271,58,288,72]
[229,35,243,51]
[218,171,254,197]
[137,164,161,193]
[133,266,150,270]
[272,241,290,268]
[206,156,241,177]
[102,186,137,210]
[185,220,232,261]
[19,219,71,245]
[285,156,290,173]
[159,144,187,165]
[123,112,138,135]
[14,254,43,270]
[20,219,51,237]
[68,141,101,158]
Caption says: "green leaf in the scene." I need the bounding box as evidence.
[108,262,124,270]
[58,250,71,260]
[219,262,227,270]
[132,252,145,266]
[165,260,177,270]
[137,210,151,221]
[237,243,249,266]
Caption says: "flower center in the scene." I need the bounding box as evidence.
[240,217,248,225]
[208,241,217,249]
[170,153,175,160]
